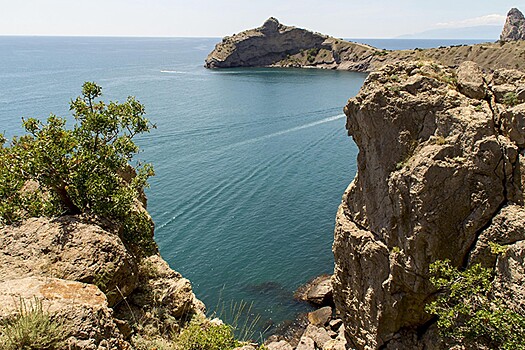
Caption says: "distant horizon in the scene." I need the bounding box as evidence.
[0,1,519,38]
[0,34,500,41]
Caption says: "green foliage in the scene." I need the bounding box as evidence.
[503,92,519,106]
[372,50,389,57]
[426,259,525,349]
[489,242,508,256]
[175,316,241,350]
[306,48,320,63]
[0,298,66,350]
[0,82,155,249]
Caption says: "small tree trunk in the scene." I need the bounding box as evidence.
[54,185,81,215]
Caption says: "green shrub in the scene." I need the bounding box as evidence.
[175,317,241,350]
[503,92,519,106]
[426,259,525,349]
[0,82,155,249]
[0,298,66,350]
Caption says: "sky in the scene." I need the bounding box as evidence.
[0,0,523,38]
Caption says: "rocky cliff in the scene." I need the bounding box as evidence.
[206,16,525,73]
[333,61,525,349]
[501,8,525,41]
[0,205,205,348]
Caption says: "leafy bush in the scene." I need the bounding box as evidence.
[0,82,155,248]
[0,298,66,350]
[426,259,525,349]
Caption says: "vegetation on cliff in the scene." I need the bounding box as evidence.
[427,259,525,349]
[0,82,155,249]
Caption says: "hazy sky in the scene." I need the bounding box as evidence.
[0,1,523,38]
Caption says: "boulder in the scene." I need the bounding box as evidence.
[307,306,332,326]
[295,336,315,350]
[303,324,332,348]
[457,61,486,99]
[295,274,333,306]
[267,340,293,350]
[501,104,525,147]
[0,216,138,307]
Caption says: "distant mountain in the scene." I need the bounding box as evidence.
[398,25,501,40]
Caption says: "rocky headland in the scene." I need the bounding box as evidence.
[205,10,525,73]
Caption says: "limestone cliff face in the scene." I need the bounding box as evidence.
[501,8,525,41]
[333,61,525,349]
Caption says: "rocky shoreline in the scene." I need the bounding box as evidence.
[260,274,346,350]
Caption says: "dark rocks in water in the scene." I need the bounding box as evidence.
[244,281,296,304]
[501,8,525,41]
[294,274,333,307]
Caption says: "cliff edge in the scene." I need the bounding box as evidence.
[333,61,525,349]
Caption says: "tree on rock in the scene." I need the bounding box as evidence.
[0,82,155,249]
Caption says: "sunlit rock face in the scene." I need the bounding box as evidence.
[333,61,525,349]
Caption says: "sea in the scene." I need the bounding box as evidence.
[0,36,490,336]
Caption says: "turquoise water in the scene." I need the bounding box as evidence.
[0,36,365,332]
[0,36,481,334]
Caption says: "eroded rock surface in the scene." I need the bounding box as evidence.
[0,214,205,347]
[501,8,525,41]
[0,215,138,307]
[333,61,525,349]
[294,274,333,306]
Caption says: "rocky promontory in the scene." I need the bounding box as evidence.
[205,17,382,71]
[206,15,525,73]
[333,61,525,349]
